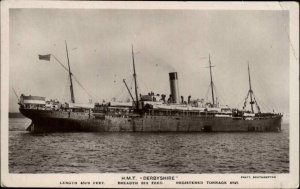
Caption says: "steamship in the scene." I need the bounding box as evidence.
[19,44,282,132]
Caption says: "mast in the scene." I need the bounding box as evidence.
[65,40,75,103]
[248,63,254,113]
[131,45,139,110]
[209,54,215,106]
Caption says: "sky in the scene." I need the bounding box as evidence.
[9,9,289,113]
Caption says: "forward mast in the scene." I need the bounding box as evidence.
[65,40,75,103]
[131,45,139,111]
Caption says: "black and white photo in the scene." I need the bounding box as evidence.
[1,1,299,188]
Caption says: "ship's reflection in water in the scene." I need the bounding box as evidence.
[9,118,289,173]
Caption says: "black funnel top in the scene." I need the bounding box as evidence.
[169,72,178,80]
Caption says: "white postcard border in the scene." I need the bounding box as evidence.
[1,1,299,188]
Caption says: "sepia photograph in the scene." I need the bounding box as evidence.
[1,1,299,188]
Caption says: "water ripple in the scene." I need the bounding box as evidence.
[9,118,289,173]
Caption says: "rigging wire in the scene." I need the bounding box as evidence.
[72,76,94,99]
[128,77,134,100]
[236,96,246,109]
[51,54,99,102]
[204,83,211,103]
[112,83,125,101]
[213,82,228,106]
[61,75,70,102]
[212,83,227,106]
[47,72,69,102]
[253,77,276,110]
[138,78,150,95]
[51,54,69,72]
[235,90,250,109]
[254,94,273,113]
[242,91,250,111]
[246,69,276,112]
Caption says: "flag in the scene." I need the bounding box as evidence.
[38,54,51,61]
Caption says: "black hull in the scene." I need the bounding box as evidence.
[20,109,282,133]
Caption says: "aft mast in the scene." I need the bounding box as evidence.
[65,40,75,103]
[208,54,215,106]
[243,63,261,113]
[131,45,139,111]
[248,63,254,113]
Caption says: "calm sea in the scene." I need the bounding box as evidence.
[9,118,289,173]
